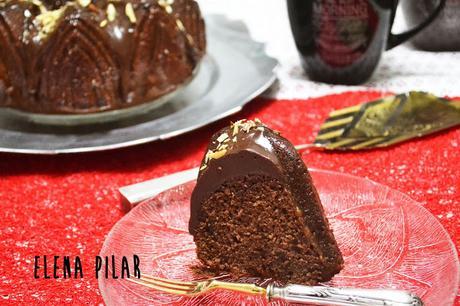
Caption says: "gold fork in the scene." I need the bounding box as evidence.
[127,275,423,305]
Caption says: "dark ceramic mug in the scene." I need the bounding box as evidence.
[402,0,460,51]
[287,0,446,85]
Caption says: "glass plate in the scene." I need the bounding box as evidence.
[99,169,459,305]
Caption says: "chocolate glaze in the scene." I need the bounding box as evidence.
[190,127,285,234]
[189,120,344,278]
[0,0,205,114]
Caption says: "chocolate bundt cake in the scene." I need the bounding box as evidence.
[190,119,343,284]
[0,0,205,114]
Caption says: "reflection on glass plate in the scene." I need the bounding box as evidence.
[99,169,459,306]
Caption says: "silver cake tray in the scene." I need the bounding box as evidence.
[0,15,278,154]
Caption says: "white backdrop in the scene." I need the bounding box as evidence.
[198,0,460,99]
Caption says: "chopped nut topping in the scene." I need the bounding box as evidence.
[13,0,188,43]
[216,133,229,143]
[35,5,66,40]
[158,0,174,14]
[99,19,108,27]
[232,124,239,136]
[157,0,195,46]
[208,149,227,160]
[177,18,196,45]
[204,150,213,163]
[231,119,263,135]
[125,2,136,23]
[201,119,268,171]
[107,3,116,22]
[77,0,91,7]
[176,19,186,31]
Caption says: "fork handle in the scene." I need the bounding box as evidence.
[267,284,423,306]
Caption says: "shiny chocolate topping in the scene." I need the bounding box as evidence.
[189,119,293,234]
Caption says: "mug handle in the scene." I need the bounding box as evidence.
[386,0,447,50]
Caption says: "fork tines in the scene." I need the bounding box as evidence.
[127,275,198,296]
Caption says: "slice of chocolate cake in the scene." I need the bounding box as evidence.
[189,119,343,285]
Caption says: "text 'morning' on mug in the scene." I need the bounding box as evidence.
[287,0,446,85]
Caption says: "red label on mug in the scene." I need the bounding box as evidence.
[314,0,379,67]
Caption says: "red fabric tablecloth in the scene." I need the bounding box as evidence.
[0,91,458,305]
